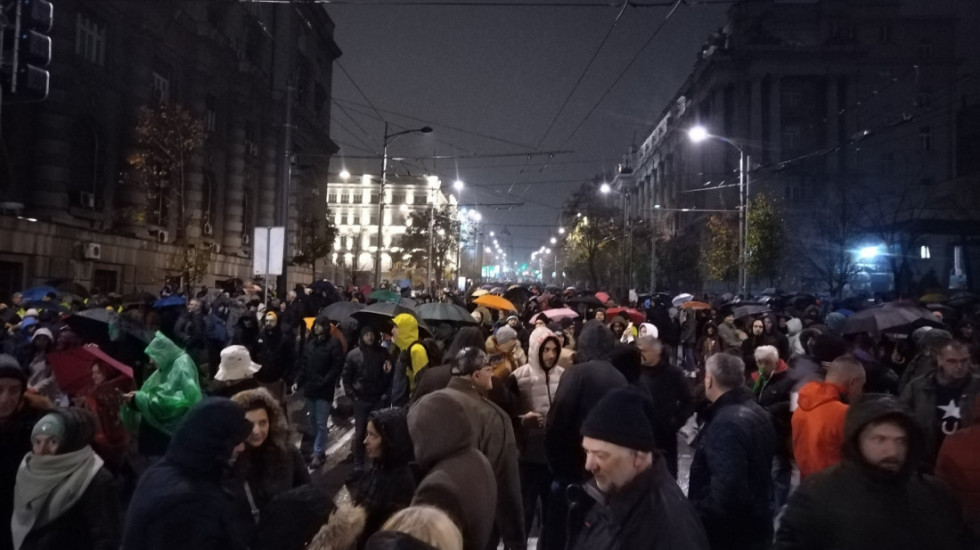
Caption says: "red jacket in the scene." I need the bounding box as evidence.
[792,380,848,478]
[935,423,980,538]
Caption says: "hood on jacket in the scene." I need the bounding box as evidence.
[796,380,847,412]
[607,316,628,330]
[359,324,380,347]
[393,313,419,350]
[369,407,415,469]
[40,407,97,454]
[308,504,366,550]
[230,387,289,451]
[166,397,252,476]
[408,391,473,470]
[610,343,642,383]
[145,331,186,373]
[527,326,561,372]
[842,394,923,479]
[576,320,615,363]
[786,318,803,336]
[639,322,658,339]
[446,326,486,359]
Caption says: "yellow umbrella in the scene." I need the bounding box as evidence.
[919,293,947,303]
[474,294,517,312]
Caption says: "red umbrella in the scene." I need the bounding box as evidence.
[47,344,135,396]
[531,308,579,323]
[606,307,645,325]
[595,292,611,305]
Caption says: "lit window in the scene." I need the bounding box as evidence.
[920,245,931,259]
[75,13,106,66]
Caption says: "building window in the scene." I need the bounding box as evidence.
[920,245,931,259]
[919,39,933,59]
[919,127,932,152]
[205,95,218,132]
[151,72,170,102]
[915,87,933,109]
[878,24,891,44]
[783,88,803,109]
[75,13,106,66]
[785,183,804,203]
[0,261,24,305]
[783,127,802,151]
[92,269,118,294]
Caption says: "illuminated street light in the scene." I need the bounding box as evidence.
[600,182,611,194]
[558,226,565,234]
[688,125,709,143]
[858,246,880,260]
[550,237,557,244]
[454,179,464,191]
[339,169,350,180]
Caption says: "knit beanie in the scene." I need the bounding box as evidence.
[0,354,26,387]
[32,327,53,342]
[581,387,657,452]
[32,413,66,443]
[495,325,518,345]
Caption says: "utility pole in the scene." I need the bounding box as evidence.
[276,83,294,299]
[427,204,434,295]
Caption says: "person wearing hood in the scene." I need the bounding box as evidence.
[207,345,262,398]
[343,326,394,476]
[390,313,429,406]
[123,398,253,550]
[121,331,203,457]
[486,325,522,379]
[25,329,66,408]
[567,388,708,550]
[775,395,974,550]
[409,391,497,550]
[352,408,417,549]
[716,312,742,351]
[792,356,866,479]
[689,352,775,550]
[607,316,629,342]
[292,314,345,469]
[228,388,314,550]
[898,328,954,393]
[901,338,980,471]
[634,336,693,479]
[413,327,484,403]
[786,317,806,358]
[231,313,260,354]
[509,326,565,547]
[438,347,525,550]
[1,356,51,550]
[12,408,118,550]
[545,320,627,550]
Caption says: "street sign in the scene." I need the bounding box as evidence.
[253,226,284,276]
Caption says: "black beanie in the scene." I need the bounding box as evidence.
[581,387,657,452]
[0,354,26,387]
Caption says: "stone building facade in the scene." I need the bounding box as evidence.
[0,0,340,300]
[621,0,980,294]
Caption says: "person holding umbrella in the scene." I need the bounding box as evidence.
[292,313,345,469]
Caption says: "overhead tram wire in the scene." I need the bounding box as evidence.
[558,0,685,149]
[246,0,735,7]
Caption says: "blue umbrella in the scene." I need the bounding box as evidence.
[153,295,187,308]
[21,286,58,302]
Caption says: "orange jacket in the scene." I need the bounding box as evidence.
[792,380,849,478]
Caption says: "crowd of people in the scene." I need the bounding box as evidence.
[0,281,979,550]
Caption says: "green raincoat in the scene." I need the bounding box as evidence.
[123,331,203,436]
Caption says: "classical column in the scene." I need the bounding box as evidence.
[184,88,206,242]
[28,111,72,216]
[223,117,245,255]
[258,125,277,228]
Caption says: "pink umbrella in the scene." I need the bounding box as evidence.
[595,291,611,305]
[531,308,579,324]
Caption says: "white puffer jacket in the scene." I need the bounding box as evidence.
[510,326,564,464]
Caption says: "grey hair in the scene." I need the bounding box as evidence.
[706,352,745,389]
[636,335,661,349]
[753,345,779,365]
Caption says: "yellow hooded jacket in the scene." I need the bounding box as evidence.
[392,313,428,390]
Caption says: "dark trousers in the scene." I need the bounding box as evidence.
[520,462,553,547]
[543,481,568,550]
[352,397,383,471]
[772,453,793,512]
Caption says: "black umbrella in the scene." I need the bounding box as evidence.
[64,308,153,346]
[321,301,365,323]
[352,302,432,337]
[416,302,479,325]
[733,303,770,320]
[24,300,70,314]
[842,302,943,335]
[567,295,604,308]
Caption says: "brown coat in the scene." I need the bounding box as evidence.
[408,391,497,550]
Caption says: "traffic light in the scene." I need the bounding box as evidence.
[3,0,53,100]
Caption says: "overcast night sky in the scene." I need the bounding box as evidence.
[324,0,978,265]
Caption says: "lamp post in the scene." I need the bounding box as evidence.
[374,123,432,289]
[600,182,633,297]
[688,125,750,296]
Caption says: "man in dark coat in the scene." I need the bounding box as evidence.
[342,325,393,475]
[689,352,776,550]
[0,357,50,550]
[634,336,693,478]
[775,395,974,550]
[123,398,253,550]
[568,387,708,550]
[174,298,208,375]
[545,320,628,550]
[254,312,292,387]
[293,314,346,468]
[409,391,497,550]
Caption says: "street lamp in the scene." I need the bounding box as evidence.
[375,123,433,289]
[688,125,749,296]
[600,182,612,194]
[339,169,350,180]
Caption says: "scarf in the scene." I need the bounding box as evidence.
[11,446,104,550]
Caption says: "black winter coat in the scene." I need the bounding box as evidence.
[254,328,292,384]
[295,334,345,401]
[20,468,119,550]
[1,400,47,550]
[689,387,776,550]
[545,361,628,485]
[635,364,694,478]
[568,460,709,550]
[774,396,974,550]
[342,331,392,403]
[122,399,253,550]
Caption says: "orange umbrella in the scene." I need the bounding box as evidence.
[681,301,711,310]
[474,294,517,312]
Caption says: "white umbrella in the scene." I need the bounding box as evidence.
[672,293,694,307]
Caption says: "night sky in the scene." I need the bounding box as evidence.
[325,0,977,266]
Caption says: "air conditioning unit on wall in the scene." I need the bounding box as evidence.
[82,242,101,260]
[156,230,170,244]
[79,192,96,209]
[203,222,214,236]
